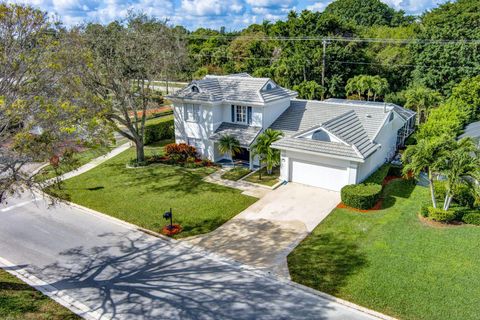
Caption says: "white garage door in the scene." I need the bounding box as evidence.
[291,160,349,191]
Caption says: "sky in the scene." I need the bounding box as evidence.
[8,0,448,30]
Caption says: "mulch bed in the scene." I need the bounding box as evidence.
[337,175,402,213]
[162,224,182,236]
[418,215,465,228]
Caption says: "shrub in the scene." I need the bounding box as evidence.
[454,184,476,208]
[164,143,197,162]
[341,183,383,210]
[462,212,480,225]
[420,203,430,217]
[364,164,390,184]
[433,180,447,200]
[427,207,456,223]
[387,165,403,178]
[144,119,174,145]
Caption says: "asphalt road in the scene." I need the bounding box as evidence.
[0,193,379,320]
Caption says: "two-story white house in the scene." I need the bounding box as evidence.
[168,73,415,191]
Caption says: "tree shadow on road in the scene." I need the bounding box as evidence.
[31,232,338,320]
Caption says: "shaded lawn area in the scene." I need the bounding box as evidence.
[244,167,280,187]
[0,269,79,320]
[288,179,480,320]
[35,146,116,182]
[221,167,251,181]
[57,141,257,238]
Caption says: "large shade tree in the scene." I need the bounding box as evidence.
[78,14,186,163]
[0,4,106,202]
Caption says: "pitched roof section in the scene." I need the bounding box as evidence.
[270,99,414,160]
[209,122,262,147]
[326,98,416,121]
[320,111,378,158]
[168,74,297,104]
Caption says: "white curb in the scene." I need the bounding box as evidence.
[0,256,103,320]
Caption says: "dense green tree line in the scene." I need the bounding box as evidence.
[183,0,480,102]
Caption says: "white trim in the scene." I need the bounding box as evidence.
[371,110,393,142]
[273,145,365,163]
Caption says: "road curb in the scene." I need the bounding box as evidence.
[0,256,102,320]
[61,199,396,320]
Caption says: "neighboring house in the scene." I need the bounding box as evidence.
[168,74,415,191]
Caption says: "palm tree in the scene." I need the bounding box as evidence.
[402,136,447,208]
[436,138,480,210]
[371,75,389,102]
[405,85,442,125]
[217,134,241,167]
[250,129,283,179]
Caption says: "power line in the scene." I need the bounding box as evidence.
[186,34,480,45]
[189,53,480,70]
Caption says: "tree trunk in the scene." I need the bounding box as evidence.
[258,160,262,180]
[230,150,235,168]
[135,140,145,163]
[428,169,437,208]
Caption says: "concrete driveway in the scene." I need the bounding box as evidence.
[184,183,341,277]
[0,192,380,320]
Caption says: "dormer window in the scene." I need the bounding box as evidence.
[191,85,199,93]
[312,130,333,142]
[262,81,276,91]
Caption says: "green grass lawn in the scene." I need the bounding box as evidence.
[288,179,480,320]
[0,269,79,320]
[244,167,280,187]
[55,141,257,238]
[221,167,251,181]
[35,146,115,182]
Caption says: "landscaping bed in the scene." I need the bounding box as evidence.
[221,167,251,181]
[0,269,79,319]
[244,167,280,187]
[53,140,257,238]
[288,179,480,320]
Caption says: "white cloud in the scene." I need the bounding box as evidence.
[381,0,448,14]
[306,2,327,12]
[245,0,295,8]
[180,0,242,16]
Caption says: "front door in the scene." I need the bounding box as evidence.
[234,148,250,161]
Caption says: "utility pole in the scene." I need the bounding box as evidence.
[321,38,330,100]
[321,38,328,88]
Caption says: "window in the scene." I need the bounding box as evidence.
[191,85,199,93]
[185,104,200,122]
[187,137,203,153]
[236,105,247,123]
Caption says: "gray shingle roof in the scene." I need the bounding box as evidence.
[459,121,480,140]
[270,99,413,160]
[168,74,297,104]
[209,122,262,147]
[326,98,415,121]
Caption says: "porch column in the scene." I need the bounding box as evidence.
[249,150,254,170]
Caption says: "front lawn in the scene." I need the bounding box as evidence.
[288,179,480,320]
[0,269,79,319]
[221,167,251,181]
[244,167,280,187]
[55,141,257,238]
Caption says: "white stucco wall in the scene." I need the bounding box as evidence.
[173,101,216,160]
[262,98,291,128]
[356,112,404,182]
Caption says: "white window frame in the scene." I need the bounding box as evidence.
[235,105,247,124]
[185,104,200,122]
[187,137,203,153]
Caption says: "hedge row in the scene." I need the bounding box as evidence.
[144,119,174,145]
[341,183,383,210]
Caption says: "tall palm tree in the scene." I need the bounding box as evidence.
[405,85,442,125]
[436,137,480,210]
[402,136,447,208]
[251,129,283,178]
[217,134,241,167]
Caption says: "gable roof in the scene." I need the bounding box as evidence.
[167,74,297,104]
[270,99,413,161]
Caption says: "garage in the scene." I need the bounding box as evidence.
[290,160,349,191]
